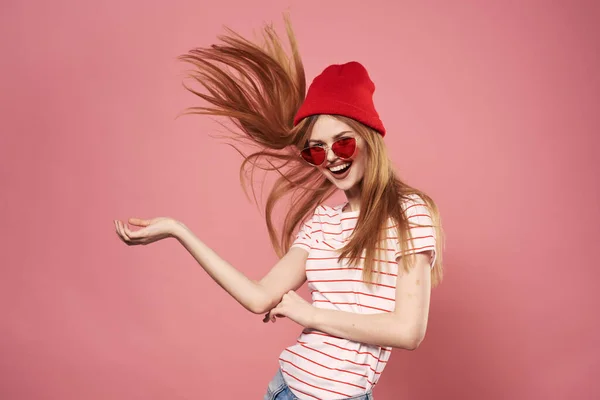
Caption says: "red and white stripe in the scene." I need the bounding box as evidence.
[278,195,436,399]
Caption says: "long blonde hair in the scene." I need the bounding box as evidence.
[178,16,443,286]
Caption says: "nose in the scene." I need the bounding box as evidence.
[325,145,338,164]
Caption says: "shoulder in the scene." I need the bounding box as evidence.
[400,194,433,219]
[401,193,427,210]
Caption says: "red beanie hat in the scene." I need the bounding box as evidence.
[293,61,386,136]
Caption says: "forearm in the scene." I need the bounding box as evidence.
[173,223,271,314]
[310,308,426,350]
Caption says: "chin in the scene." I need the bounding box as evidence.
[333,181,357,191]
[326,173,359,191]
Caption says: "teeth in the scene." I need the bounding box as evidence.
[329,163,351,172]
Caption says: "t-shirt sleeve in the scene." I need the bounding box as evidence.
[393,197,437,267]
[290,212,317,252]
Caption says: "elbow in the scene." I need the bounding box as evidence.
[403,334,424,351]
[247,299,271,315]
[246,282,277,314]
[394,326,426,351]
[247,293,277,315]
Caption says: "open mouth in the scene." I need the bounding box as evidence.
[328,162,352,175]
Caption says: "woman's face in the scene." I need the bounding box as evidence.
[306,115,367,192]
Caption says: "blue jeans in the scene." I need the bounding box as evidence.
[264,369,374,400]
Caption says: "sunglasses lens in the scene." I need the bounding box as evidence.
[301,146,326,165]
[331,138,356,159]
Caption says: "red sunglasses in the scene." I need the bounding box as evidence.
[299,137,357,166]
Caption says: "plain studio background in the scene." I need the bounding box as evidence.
[1,1,599,399]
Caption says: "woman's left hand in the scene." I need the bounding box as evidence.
[264,290,317,328]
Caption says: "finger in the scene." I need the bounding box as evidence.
[123,223,134,237]
[124,225,145,240]
[270,307,287,322]
[115,220,125,239]
[114,220,125,240]
[268,309,275,323]
[117,221,132,242]
[115,221,147,246]
[122,223,149,245]
[268,308,279,323]
[121,221,132,240]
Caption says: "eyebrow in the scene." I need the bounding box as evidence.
[308,130,353,144]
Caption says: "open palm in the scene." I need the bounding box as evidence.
[114,217,179,246]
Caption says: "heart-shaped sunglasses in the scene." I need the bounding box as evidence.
[299,137,357,166]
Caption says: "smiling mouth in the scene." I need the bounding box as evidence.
[328,162,352,175]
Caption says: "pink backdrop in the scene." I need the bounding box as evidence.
[1,1,599,399]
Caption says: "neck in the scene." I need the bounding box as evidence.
[344,185,361,212]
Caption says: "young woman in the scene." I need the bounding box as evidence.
[114,18,443,400]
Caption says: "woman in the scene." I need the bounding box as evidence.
[114,17,443,400]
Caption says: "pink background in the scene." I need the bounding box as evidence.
[1,1,599,399]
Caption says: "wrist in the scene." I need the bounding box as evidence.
[307,306,322,330]
[169,220,189,239]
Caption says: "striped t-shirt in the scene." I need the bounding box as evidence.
[278,194,437,400]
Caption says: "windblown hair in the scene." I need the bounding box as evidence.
[178,16,443,286]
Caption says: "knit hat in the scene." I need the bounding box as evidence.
[293,61,386,136]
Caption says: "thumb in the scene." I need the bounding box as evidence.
[128,218,150,227]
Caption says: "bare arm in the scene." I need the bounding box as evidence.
[268,252,432,350]
[173,222,307,314]
[309,252,432,349]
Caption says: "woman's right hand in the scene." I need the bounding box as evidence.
[114,217,183,246]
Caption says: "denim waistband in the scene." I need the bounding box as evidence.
[264,368,374,400]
